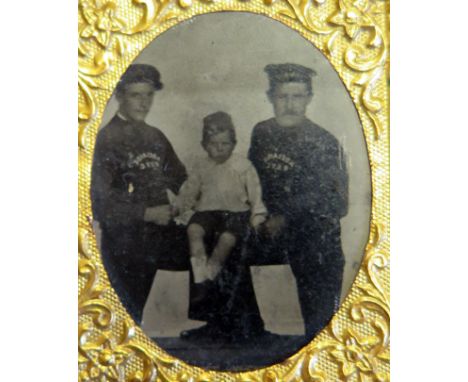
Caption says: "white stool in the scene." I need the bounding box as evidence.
[141,270,203,337]
[250,265,304,335]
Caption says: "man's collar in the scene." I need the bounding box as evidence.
[273,116,310,129]
[115,112,148,128]
[117,112,128,121]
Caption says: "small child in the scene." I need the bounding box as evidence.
[176,111,267,301]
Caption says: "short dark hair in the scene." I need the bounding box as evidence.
[265,63,316,96]
[116,64,163,95]
[202,111,237,146]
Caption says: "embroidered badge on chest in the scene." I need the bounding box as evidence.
[127,152,162,170]
[264,152,295,172]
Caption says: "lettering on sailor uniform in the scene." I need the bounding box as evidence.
[127,152,162,170]
[263,151,296,172]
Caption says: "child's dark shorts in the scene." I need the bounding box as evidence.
[188,210,250,241]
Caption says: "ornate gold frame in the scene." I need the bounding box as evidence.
[78,0,389,380]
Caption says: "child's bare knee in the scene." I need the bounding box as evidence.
[218,232,237,248]
[187,224,205,239]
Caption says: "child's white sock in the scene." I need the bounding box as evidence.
[191,256,209,283]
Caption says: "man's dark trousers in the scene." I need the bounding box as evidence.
[248,214,345,339]
[100,221,190,324]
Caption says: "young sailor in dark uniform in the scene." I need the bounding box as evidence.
[248,63,349,339]
[91,64,189,324]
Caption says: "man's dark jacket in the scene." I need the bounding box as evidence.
[91,114,187,229]
[248,117,348,221]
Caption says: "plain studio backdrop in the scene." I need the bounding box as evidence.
[99,12,371,336]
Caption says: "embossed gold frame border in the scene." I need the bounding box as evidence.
[78,0,389,380]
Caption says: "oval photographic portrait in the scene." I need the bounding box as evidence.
[90,12,371,371]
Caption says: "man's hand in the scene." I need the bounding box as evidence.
[264,215,286,238]
[251,214,267,231]
[144,205,173,226]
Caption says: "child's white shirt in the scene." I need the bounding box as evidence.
[177,153,267,225]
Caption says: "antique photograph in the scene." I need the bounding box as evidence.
[90,12,371,371]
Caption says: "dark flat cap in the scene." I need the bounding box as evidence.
[264,63,316,84]
[116,64,163,92]
[202,111,236,144]
[203,111,234,130]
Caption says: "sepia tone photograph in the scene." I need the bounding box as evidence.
[90,12,371,371]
